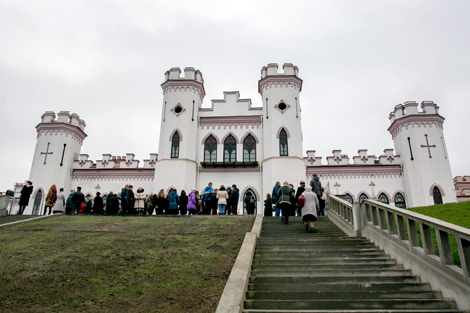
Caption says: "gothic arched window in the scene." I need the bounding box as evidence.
[394,193,406,208]
[359,193,369,203]
[279,128,288,156]
[378,193,389,204]
[224,135,237,162]
[171,131,180,158]
[243,134,256,162]
[204,135,217,162]
[433,187,443,205]
[344,193,353,204]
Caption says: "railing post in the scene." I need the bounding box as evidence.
[397,215,406,241]
[387,211,396,236]
[437,229,454,266]
[420,223,435,256]
[458,237,470,280]
[407,219,420,247]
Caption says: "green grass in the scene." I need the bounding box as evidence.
[405,201,470,267]
[0,215,255,313]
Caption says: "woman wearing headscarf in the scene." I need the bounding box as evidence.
[134,187,147,215]
[301,186,320,233]
[44,184,57,215]
[92,192,104,214]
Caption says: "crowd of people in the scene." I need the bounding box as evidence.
[26,183,245,216]
[264,174,327,232]
[16,175,327,228]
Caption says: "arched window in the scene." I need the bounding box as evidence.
[243,134,256,162]
[171,131,180,158]
[344,194,353,204]
[204,135,217,162]
[394,193,406,208]
[433,187,443,205]
[224,135,237,162]
[279,128,288,156]
[359,193,369,203]
[378,193,389,204]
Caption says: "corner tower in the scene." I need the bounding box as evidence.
[388,101,457,207]
[153,67,205,193]
[259,63,305,194]
[27,111,87,214]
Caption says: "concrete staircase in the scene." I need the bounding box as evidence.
[243,216,461,313]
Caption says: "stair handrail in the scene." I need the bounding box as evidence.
[328,194,470,310]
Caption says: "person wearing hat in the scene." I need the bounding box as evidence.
[277,181,294,224]
[17,180,33,215]
[301,185,319,232]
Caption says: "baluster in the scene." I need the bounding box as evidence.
[387,211,396,235]
[407,219,419,247]
[437,229,453,265]
[457,237,470,279]
[420,223,435,256]
[397,215,406,240]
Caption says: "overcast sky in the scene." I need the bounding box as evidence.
[1,0,469,191]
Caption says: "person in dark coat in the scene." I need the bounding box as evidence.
[17,181,33,215]
[106,191,119,215]
[277,181,293,224]
[65,190,75,214]
[128,185,135,215]
[84,195,93,214]
[121,185,129,215]
[272,181,281,217]
[231,184,239,215]
[156,189,166,215]
[295,180,306,217]
[244,192,256,215]
[264,193,273,217]
[179,190,188,216]
[92,192,104,214]
[71,186,85,214]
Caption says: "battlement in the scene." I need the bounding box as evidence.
[304,149,401,166]
[260,63,299,78]
[40,111,86,131]
[73,153,158,169]
[389,101,440,123]
[164,67,204,84]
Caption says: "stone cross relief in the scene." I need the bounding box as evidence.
[421,134,436,159]
[95,184,101,190]
[41,142,53,165]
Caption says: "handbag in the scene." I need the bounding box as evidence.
[298,195,305,208]
[321,192,327,201]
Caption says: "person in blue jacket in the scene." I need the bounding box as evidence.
[202,182,214,215]
[167,188,180,215]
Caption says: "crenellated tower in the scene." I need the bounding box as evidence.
[388,101,456,207]
[27,111,87,214]
[153,67,205,193]
[259,63,305,195]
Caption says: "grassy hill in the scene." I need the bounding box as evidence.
[0,215,255,313]
[406,201,470,229]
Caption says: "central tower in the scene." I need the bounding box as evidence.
[259,63,305,195]
[153,67,205,194]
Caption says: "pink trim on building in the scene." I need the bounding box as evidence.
[198,167,259,173]
[429,184,446,197]
[276,126,291,139]
[199,116,262,130]
[274,100,291,114]
[392,190,406,202]
[169,129,183,141]
[258,75,303,94]
[201,132,221,145]
[241,131,260,144]
[357,191,372,201]
[387,114,445,139]
[306,164,402,179]
[170,103,186,117]
[36,122,88,144]
[240,185,260,201]
[376,190,392,202]
[161,80,206,102]
[221,132,240,144]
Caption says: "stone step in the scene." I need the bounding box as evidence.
[254,251,386,258]
[242,309,462,313]
[252,263,403,271]
[257,239,373,244]
[251,269,412,278]
[245,290,444,300]
[243,299,458,311]
[249,274,420,284]
[255,246,379,252]
[252,258,394,266]
[247,282,433,292]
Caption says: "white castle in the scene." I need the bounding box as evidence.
[20,63,457,214]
